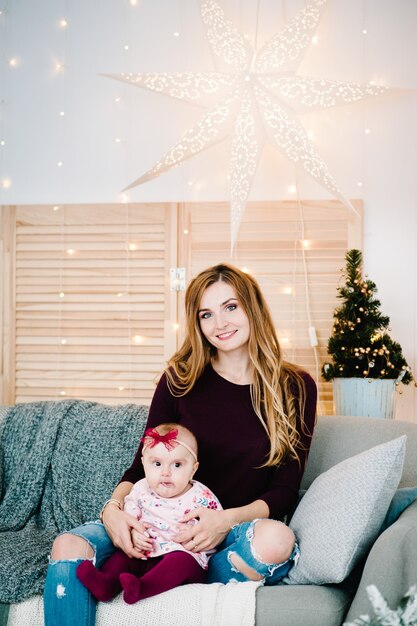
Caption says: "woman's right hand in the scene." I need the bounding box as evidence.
[102,505,153,558]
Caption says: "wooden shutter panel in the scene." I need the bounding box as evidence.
[13,204,176,405]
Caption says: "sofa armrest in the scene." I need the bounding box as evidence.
[344,498,417,623]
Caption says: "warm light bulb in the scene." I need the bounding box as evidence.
[133,335,145,344]
[2,178,11,189]
[59,292,65,298]
[301,239,310,249]
[57,161,63,167]
[66,248,75,255]
[0,140,5,146]
[61,339,67,344]
[173,32,180,38]
[128,243,137,251]
[364,128,371,134]
[124,44,129,51]
[362,29,368,35]
[288,185,297,194]
[183,229,189,235]
[172,323,180,331]
[9,57,19,68]
[241,266,250,274]
[118,386,125,391]
[357,181,363,187]
[117,292,124,297]
[59,19,68,28]
[53,205,60,211]
[60,390,66,396]
[59,111,65,117]
[311,35,319,44]
[282,286,293,295]
[115,137,121,143]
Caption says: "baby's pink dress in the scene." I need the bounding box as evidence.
[124,479,222,569]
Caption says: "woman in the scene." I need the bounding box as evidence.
[44,263,317,626]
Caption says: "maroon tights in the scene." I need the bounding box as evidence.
[76,550,205,605]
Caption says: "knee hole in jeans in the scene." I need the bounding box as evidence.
[51,533,94,561]
[228,552,263,582]
[251,519,295,565]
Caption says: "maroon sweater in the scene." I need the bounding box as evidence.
[120,364,317,520]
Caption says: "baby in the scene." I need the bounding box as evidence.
[76,423,221,604]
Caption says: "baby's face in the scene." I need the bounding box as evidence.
[142,442,198,498]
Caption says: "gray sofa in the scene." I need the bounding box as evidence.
[0,402,416,626]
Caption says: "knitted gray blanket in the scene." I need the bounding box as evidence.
[0,399,148,603]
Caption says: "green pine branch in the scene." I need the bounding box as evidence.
[343,584,417,625]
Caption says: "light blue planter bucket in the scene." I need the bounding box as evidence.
[332,378,397,419]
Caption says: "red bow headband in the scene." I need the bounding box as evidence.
[142,427,197,461]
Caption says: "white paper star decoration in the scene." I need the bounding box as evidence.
[105,0,386,252]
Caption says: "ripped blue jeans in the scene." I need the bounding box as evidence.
[207,519,300,585]
[43,519,298,625]
[44,521,116,626]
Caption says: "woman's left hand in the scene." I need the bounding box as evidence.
[174,507,233,553]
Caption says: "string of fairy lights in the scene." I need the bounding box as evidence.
[0,1,382,205]
[0,0,385,406]
[124,204,135,400]
[56,205,66,399]
[0,2,10,196]
[53,2,140,400]
[111,0,385,253]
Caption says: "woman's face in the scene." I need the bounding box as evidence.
[197,281,250,355]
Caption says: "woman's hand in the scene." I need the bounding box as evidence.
[102,505,153,559]
[174,507,233,553]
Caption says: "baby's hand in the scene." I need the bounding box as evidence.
[131,524,153,559]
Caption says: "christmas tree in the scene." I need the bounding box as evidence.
[322,249,414,384]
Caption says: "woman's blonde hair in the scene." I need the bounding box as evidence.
[166,263,307,467]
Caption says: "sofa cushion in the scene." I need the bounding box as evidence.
[379,486,417,534]
[285,436,406,585]
[256,584,352,626]
[6,581,261,626]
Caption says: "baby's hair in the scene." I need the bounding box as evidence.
[144,423,198,459]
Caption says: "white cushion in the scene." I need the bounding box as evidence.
[7,581,260,626]
[285,435,406,585]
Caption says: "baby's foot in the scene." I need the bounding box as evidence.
[120,573,142,604]
[76,560,120,602]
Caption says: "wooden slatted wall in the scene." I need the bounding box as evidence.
[178,200,362,414]
[0,208,16,405]
[8,204,176,405]
[1,201,361,412]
